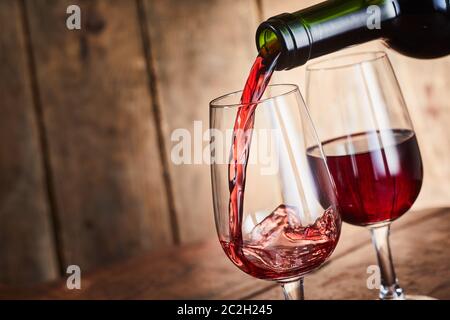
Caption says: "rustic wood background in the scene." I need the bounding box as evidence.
[0,0,449,286]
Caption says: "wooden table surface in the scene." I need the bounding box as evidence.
[1,207,449,300]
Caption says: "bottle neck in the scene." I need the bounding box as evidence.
[256,0,399,70]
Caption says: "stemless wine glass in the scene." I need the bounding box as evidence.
[306,51,431,300]
[210,84,341,300]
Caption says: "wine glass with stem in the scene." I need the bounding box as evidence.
[210,84,341,300]
[305,51,433,300]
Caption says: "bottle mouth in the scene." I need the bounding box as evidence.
[256,20,293,70]
[256,13,311,70]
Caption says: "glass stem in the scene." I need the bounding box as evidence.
[281,278,304,300]
[370,224,405,300]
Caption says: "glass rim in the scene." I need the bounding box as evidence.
[306,51,387,72]
[209,84,299,109]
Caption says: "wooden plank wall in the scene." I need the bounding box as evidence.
[0,0,59,285]
[24,0,175,275]
[0,0,448,285]
[0,0,261,285]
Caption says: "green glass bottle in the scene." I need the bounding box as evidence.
[256,0,450,70]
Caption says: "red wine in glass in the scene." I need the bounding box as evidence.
[307,129,423,226]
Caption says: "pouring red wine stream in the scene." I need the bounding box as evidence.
[224,50,339,280]
[228,51,280,246]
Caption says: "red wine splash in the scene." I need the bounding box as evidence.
[221,205,338,280]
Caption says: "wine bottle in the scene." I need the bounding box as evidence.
[256,0,450,70]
